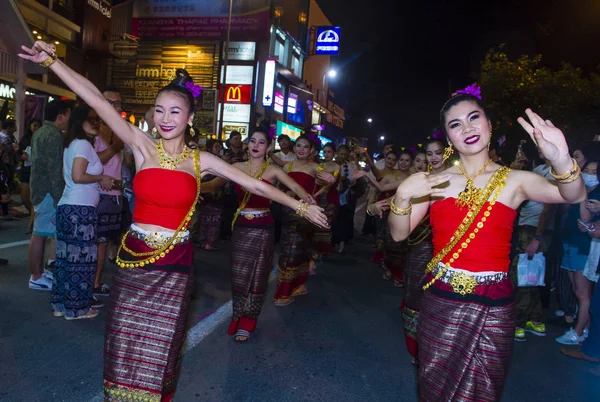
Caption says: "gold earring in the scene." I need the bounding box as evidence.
[488,130,493,151]
[151,127,158,138]
[442,144,454,163]
[188,124,196,137]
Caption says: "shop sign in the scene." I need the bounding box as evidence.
[222,122,249,140]
[315,26,341,55]
[220,65,254,85]
[287,93,298,114]
[223,42,256,61]
[0,83,16,100]
[276,120,303,139]
[262,59,276,106]
[273,92,285,114]
[221,85,252,104]
[88,0,111,18]
[218,103,251,123]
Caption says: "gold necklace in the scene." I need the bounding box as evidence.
[248,159,267,177]
[156,139,190,170]
[456,159,493,208]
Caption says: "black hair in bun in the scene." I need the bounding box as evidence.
[156,68,195,113]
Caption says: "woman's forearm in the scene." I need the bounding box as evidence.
[50,59,104,107]
[552,157,586,203]
[252,179,300,210]
[73,173,104,185]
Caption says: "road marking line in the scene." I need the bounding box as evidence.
[0,240,29,249]
[90,267,278,401]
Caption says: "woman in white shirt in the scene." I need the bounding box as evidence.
[51,105,114,320]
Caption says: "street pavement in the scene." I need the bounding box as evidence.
[1,211,599,401]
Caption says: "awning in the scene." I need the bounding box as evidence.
[0,0,44,75]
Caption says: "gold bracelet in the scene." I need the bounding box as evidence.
[389,196,412,216]
[556,163,581,184]
[550,158,578,180]
[40,54,57,68]
[366,205,374,216]
[295,200,303,215]
[299,202,308,217]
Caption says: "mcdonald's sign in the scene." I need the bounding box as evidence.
[221,84,252,104]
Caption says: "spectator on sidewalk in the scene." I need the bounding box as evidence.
[27,100,72,291]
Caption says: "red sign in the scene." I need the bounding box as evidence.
[220,85,252,104]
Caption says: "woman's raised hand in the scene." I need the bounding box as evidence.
[304,205,329,229]
[517,109,569,164]
[369,199,390,218]
[395,172,449,201]
[18,41,56,64]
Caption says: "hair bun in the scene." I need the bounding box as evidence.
[170,69,193,87]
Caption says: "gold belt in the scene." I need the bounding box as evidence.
[129,227,190,249]
[430,263,508,296]
[240,211,270,221]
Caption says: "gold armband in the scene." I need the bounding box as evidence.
[366,204,374,217]
[296,200,308,217]
[550,158,581,184]
[390,196,412,216]
[40,54,57,68]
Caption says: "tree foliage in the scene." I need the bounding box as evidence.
[478,46,600,159]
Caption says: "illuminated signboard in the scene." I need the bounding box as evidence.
[315,26,341,55]
[220,65,254,84]
[223,122,249,141]
[276,120,303,140]
[218,103,251,123]
[262,59,276,106]
[274,92,285,114]
[223,42,256,61]
[287,93,298,114]
[0,83,16,100]
[221,84,252,104]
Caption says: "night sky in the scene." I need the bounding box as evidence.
[318,0,600,149]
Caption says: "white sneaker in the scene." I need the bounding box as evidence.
[555,309,565,317]
[43,269,54,282]
[29,275,52,291]
[556,328,585,345]
[584,328,589,339]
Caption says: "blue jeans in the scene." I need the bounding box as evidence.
[582,276,600,359]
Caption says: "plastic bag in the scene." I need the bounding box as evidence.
[517,252,546,287]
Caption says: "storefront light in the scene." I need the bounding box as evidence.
[32,30,38,34]
[55,41,60,45]
[36,35,42,40]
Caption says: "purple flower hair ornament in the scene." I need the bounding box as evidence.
[454,83,481,100]
[306,132,320,144]
[432,129,445,140]
[409,146,417,153]
[185,81,203,98]
[268,125,276,140]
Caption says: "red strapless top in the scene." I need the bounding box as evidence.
[287,171,316,196]
[235,179,272,209]
[430,197,516,273]
[315,175,340,206]
[132,168,197,230]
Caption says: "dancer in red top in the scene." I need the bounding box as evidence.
[19,41,328,402]
[389,86,585,401]
[228,129,315,342]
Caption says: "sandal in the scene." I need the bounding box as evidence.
[292,285,308,297]
[394,280,404,288]
[65,308,98,321]
[382,270,392,281]
[234,329,250,342]
[274,297,295,307]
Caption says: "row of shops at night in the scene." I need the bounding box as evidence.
[0,0,347,148]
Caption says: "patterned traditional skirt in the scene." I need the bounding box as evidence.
[383,215,407,284]
[104,231,194,402]
[418,275,516,401]
[313,193,337,258]
[371,213,386,264]
[97,194,123,243]
[401,241,432,358]
[52,204,98,318]
[274,207,313,301]
[228,216,274,334]
[196,202,223,248]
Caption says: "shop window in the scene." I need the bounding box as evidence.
[274,38,286,63]
[290,52,302,78]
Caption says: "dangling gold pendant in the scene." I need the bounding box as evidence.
[456,180,482,209]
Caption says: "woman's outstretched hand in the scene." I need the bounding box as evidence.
[395,172,450,201]
[18,41,56,64]
[517,109,569,165]
[304,205,329,229]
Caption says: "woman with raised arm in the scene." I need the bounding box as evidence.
[19,41,328,402]
[227,129,316,341]
[388,86,585,401]
[273,133,333,306]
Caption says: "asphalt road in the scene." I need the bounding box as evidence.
[1,209,598,402]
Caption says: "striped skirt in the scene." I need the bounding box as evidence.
[104,234,194,402]
[401,241,432,358]
[418,278,516,401]
[313,194,337,258]
[274,207,313,301]
[196,202,223,248]
[228,221,274,334]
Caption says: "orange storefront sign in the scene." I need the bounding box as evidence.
[221,84,252,104]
